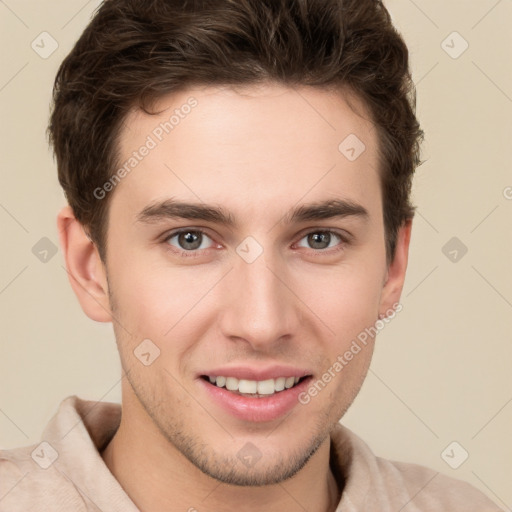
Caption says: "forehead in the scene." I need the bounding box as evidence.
[113,83,381,221]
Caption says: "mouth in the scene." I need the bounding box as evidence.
[196,366,314,422]
[200,374,311,398]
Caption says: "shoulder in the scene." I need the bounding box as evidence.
[0,394,119,512]
[378,457,503,511]
[0,444,89,511]
[331,423,503,511]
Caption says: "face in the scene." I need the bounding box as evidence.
[98,83,402,485]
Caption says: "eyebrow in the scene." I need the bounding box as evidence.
[136,198,369,227]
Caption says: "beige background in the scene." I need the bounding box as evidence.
[1,0,511,507]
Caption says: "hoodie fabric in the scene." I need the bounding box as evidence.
[0,396,503,511]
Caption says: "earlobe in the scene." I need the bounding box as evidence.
[57,206,112,323]
[379,219,412,317]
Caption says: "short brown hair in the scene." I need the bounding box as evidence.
[48,0,423,263]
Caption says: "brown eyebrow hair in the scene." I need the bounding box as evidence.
[136,198,369,228]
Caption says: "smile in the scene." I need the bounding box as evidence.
[202,375,306,397]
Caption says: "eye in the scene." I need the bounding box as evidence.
[164,229,215,252]
[296,230,344,250]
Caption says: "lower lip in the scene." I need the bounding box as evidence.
[198,377,312,423]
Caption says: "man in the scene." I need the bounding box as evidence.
[0,0,503,510]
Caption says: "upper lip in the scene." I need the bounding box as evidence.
[199,365,312,381]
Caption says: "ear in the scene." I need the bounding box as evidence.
[379,219,412,316]
[57,205,112,322]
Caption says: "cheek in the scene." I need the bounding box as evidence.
[296,262,384,339]
[107,255,220,356]
[301,268,381,407]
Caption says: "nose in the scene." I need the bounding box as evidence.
[217,249,299,352]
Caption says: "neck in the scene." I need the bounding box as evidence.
[101,397,340,512]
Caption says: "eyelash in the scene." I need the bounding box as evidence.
[162,228,349,258]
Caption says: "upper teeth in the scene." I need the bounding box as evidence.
[208,376,300,395]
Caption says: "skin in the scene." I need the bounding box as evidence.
[58,83,411,512]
